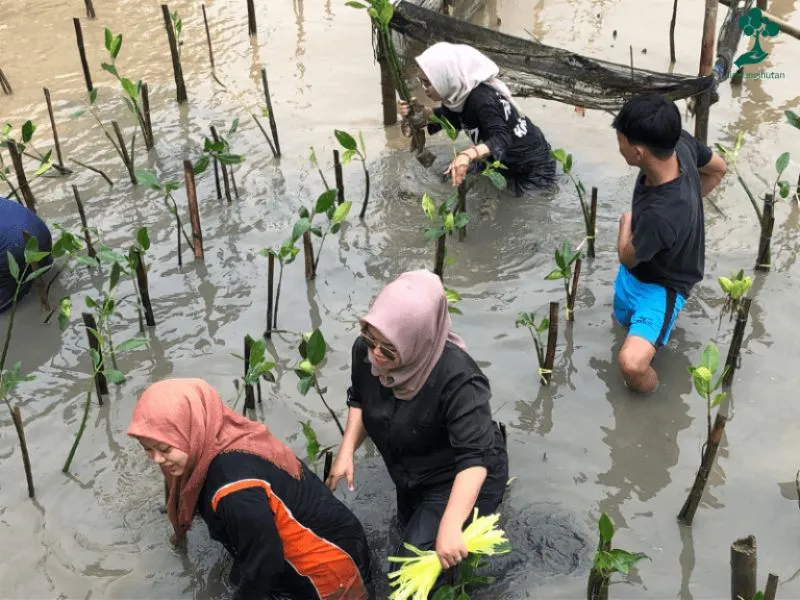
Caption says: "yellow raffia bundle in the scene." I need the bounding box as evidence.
[387,509,511,600]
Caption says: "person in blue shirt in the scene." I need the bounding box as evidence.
[0,197,52,313]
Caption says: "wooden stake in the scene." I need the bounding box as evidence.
[678,412,727,525]
[202,4,216,70]
[323,451,333,482]
[694,0,718,145]
[755,194,774,272]
[72,185,96,258]
[229,166,240,199]
[542,301,559,385]
[260,68,281,157]
[588,187,598,258]
[244,336,256,411]
[82,312,108,401]
[722,297,751,387]
[670,0,679,63]
[247,0,258,36]
[629,45,634,79]
[43,88,64,167]
[333,150,345,205]
[377,35,398,126]
[457,182,467,242]
[6,143,36,212]
[210,126,233,203]
[133,249,156,327]
[0,68,12,94]
[265,252,275,338]
[731,535,757,600]
[84,0,96,18]
[11,406,35,498]
[141,83,154,150]
[302,231,315,280]
[764,573,779,600]
[587,533,611,600]
[183,160,204,260]
[111,121,137,185]
[212,157,222,200]
[757,0,767,9]
[567,259,582,322]
[434,235,446,281]
[161,4,188,104]
[73,18,93,93]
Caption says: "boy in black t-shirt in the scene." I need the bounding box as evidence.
[612,94,727,393]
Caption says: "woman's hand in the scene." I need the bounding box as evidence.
[445,153,471,186]
[398,99,413,118]
[325,450,355,492]
[435,519,469,570]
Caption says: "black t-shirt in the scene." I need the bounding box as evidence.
[346,337,507,494]
[427,83,552,176]
[198,452,371,600]
[629,130,713,298]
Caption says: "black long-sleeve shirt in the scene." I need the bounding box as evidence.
[427,83,553,178]
[198,452,372,600]
[346,338,507,494]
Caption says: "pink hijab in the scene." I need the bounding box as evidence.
[360,270,467,400]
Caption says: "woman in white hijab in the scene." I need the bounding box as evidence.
[400,42,556,196]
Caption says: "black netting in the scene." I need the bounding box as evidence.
[390,0,752,111]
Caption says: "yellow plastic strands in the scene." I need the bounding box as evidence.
[387,510,511,600]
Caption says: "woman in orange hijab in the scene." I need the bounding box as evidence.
[128,378,373,600]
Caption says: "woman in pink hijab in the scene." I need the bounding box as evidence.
[326,270,508,593]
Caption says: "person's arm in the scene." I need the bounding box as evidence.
[689,130,727,197]
[215,487,284,600]
[617,211,637,269]
[341,405,368,453]
[619,210,676,269]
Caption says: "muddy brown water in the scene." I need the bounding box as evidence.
[1,0,800,598]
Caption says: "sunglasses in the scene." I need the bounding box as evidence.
[361,328,398,362]
[417,76,433,90]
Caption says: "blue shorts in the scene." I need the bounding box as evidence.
[613,265,686,348]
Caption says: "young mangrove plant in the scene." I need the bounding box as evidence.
[421,191,469,280]
[515,311,551,384]
[445,287,463,315]
[0,121,55,208]
[294,329,344,435]
[430,554,497,600]
[259,239,300,331]
[135,169,194,267]
[298,420,337,477]
[234,335,276,412]
[587,513,650,600]
[678,341,729,525]
[1,234,55,498]
[193,122,246,203]
[292,189,353,278]
[545,240,583,321]
[718,269,752,323]
[388,509,510,600]
[551,148,597,258]
[334,129,371,218]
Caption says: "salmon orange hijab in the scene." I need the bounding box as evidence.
[360,270,467,400]
[127,378,301,540]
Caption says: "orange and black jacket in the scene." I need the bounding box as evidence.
[198,451,372,600]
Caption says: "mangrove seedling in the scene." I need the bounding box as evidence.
[445,287,463,315]
[295,329,344,435]
[515,311,550,384]
[125,227,154,331]
[1,234,54,497]
[0,121,55,206]
[169,10,184,58]
[545,240,583,321]
[193,122,246,202]
[430,554,497,600]
[259,239,300,330]
[551,148,595,257]
[688,342,728,443]
[233,335,276,411]
[587,513,650,600]
[135,169,194,266]
[718,269,752,322]
[292,189,353,276]
[309,145,330,190]
[299,420,337,475]
[422,191,470,240]
[334,129,370,218]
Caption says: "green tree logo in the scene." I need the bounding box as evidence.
[735,8,780,67]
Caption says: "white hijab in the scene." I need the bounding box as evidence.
[415,42,522,114]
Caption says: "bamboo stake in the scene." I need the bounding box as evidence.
[694,0,718,145]
[722,297,751,387]
[141,83,154,150]
[323,450,333,481]
[764,573,779,600]
[434,235,446,281]
[542,301,559,385]
[133,249,156,327]
[6,143,36,212]
[731,535,757,600]
[0,68,12,94]
[72,185,96,258]
[588,187,598,258]
[229,166,240,199]
[265,252,275,338]
[567,259,582,322]
[260,68,281,157]
[212,158,222,200]
[73,18,93,92]
[84,0,96,18]
[377,34,398,126]
[302,231,315,280]
[161,4,188,103]
[755,194,774,272]
[457,182,467,241]
[183,160,204,260]
[111,121,137,185]
[678,412,727,525]
[586,532,611,600]
[670,0,679,63]
[334,150,345,205]
[82,312,108,402]
[247,0,258,36]
[202,4,216,70]
[43,88,64,167]
[244,336,255,411]
[11,407,35,498]
[210,126,232,203]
